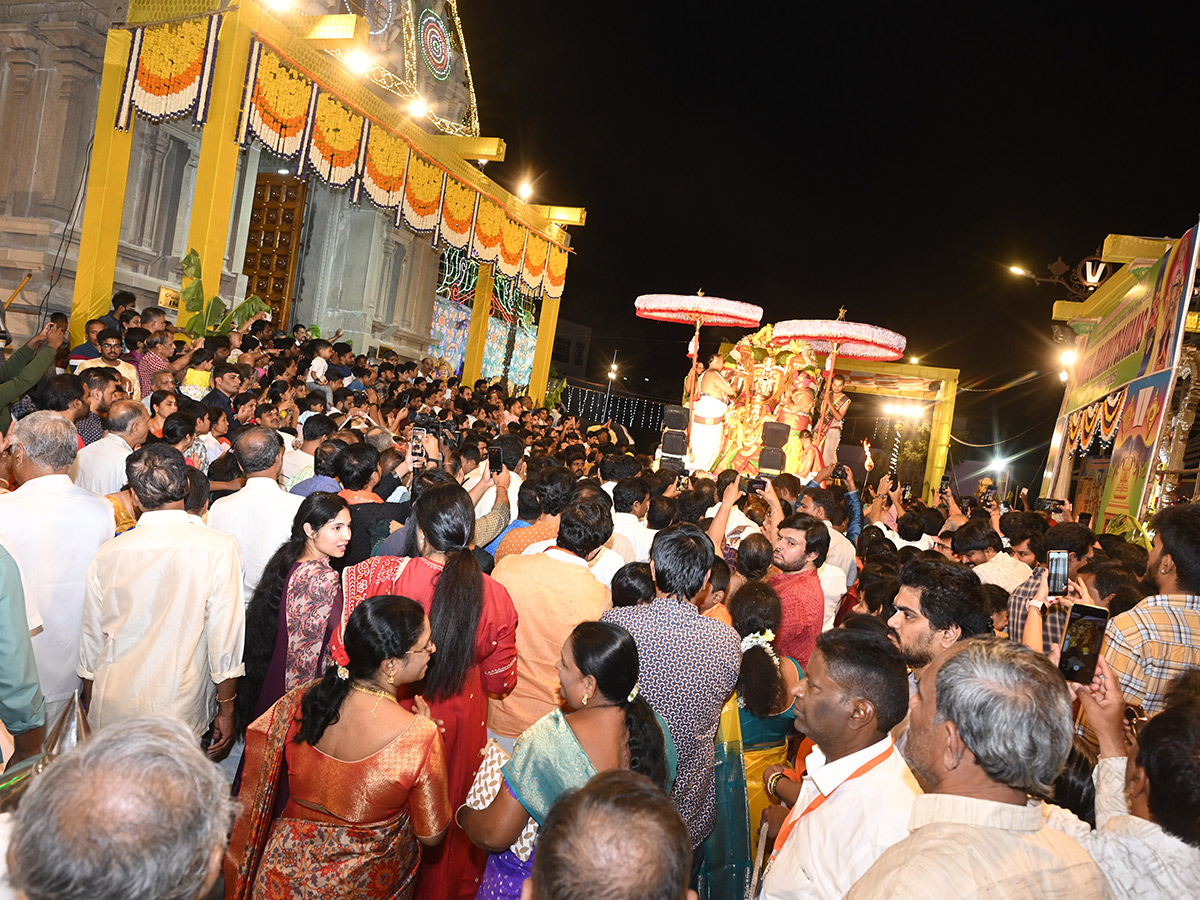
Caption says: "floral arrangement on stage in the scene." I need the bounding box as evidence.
[116,14,221,130]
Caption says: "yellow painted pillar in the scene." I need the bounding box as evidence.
[69,29,135,347]
[462,262,494,384]
[924,375,958,501]
[528,292,560,404]
[184,4,260,314]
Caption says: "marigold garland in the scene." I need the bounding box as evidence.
[497,216,528,278]
[439,177,477,249]
[116,14,220,130]
[472,198,505,263]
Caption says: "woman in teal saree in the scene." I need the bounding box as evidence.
[459,621,676,900]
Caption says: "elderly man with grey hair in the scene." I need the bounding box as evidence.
[7,716,234,900]
[79,445,244,756]
[208,425,301,601]
[0,412,115,727]
[847,638,1114,899]
[71,398,150,494]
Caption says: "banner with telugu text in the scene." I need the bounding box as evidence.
[1066,225,1198,413]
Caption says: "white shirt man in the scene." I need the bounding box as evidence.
[763,630,920,900]
[78,445,245,739]
[71,400,149,494]
[522,538,625,587]
[972,551,1033,593]
[799,490,857,587]
[0,413,115,724]
[208,428,302,601]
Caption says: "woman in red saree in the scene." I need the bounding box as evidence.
[225,595,451,900]
[340,483,518,900]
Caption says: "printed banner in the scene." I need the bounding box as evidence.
[1068,225,1198,411]
[1098,369,1173,529]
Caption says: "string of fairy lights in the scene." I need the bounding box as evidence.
[562,383,666,433]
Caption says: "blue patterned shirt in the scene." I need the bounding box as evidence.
[601,597,740,847]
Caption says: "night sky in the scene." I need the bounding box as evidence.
[461,4,1199,487]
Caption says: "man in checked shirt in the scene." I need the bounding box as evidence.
[1079,503,1200,748]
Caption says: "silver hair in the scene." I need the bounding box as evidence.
[934,638,1073,795]
[364,426,396,453]
[8,411,78,469]
[8,716,235,900]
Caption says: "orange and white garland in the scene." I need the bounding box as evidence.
[234,38,565,296]
[116,14,221,130]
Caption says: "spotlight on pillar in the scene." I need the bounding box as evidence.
[519,182,533,201]
[409,99,428,118]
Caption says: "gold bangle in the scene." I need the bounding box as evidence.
[217,694,237,704]
[454,803,469,829]
[766,771,784,799]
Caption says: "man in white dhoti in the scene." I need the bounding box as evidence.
[688,354,738,471]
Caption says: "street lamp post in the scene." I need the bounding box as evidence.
[603,353,618,422]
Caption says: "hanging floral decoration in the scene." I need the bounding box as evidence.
[544,245,570,300]
[117,14,221,129]
[497,216,528,278]
[400,151,446,234]
[439,177,478,249]
[521,234,549,294]
[355,125,409,209]
[302,92,365,187]
[471,198,505,263]
[238,42,317,158]
[1066,388,1127,455]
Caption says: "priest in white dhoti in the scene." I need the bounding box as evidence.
[688,354,739,471]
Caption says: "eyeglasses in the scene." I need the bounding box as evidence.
[100,342,123,349]
[408,639,437,656]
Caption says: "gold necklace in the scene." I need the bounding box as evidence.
[350,681,398,718]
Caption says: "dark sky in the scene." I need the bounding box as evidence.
[460,4,1199,486]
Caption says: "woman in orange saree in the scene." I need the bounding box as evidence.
[225,596,451,900]
[339,483,518,900]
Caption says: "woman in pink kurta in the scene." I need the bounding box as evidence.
[339,483,518,900]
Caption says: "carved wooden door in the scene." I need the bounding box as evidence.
[242,174,307,329]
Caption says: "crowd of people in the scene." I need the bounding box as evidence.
[0,297,1198,900]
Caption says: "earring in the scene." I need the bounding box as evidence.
[581,693,589,706]
[387,671,395,685]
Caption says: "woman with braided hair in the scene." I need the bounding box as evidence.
[727,580,804,861]
[459,620,676,900]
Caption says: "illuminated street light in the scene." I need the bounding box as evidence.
[990,457,1007,472]
[1060,349,1078,366]
[409,99,428,118]
[1010,266,1026,276]
[909,356,919,365]
[518,182,533,201]
[1059,370,1069,382]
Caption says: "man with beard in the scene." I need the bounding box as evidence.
[1090,503,1200,727]
[886,556,992,751]
[888,557,991,677]
[847,640,1114,899]
[761,628,920,900]
[767,513,830,668]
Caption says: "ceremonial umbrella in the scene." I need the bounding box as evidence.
[635,292,764,431]
[771,313,907,443]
